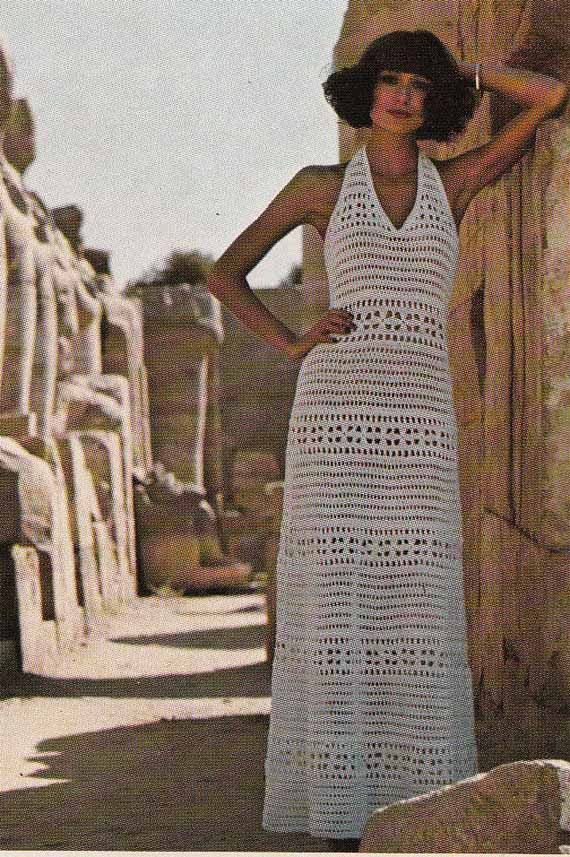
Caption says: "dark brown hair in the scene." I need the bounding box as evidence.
[322,29,477,142]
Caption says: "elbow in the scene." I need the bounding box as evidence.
[206,252,246,299]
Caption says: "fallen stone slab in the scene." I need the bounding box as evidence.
[359,758,570,854]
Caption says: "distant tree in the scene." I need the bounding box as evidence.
[126,250,215,296]
[276,262,303,289]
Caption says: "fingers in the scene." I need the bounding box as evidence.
[302,308,356,352]
[323,309,355,333]
[324,320,350,333]
[312,325,340,344]
[310,317,355,345]
[328,309,354,324]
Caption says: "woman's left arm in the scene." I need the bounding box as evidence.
[448,61,568,203]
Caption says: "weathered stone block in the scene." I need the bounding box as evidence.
[0,411,36,438]
[141,284,224,498]
[11,545,60,673]
[135,492,251,593]
[360,759,570,854]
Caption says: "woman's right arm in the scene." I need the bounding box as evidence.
[206,166,354,360]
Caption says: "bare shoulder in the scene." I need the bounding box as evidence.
[293,161,349,198]
[294,161,350,240]
[211,160,350,279]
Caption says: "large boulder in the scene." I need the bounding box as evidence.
[360,758,570,853]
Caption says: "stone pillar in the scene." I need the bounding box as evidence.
[141,283,225,502]
[88,259,154,475]
[0,63,86,671]
[0,156,37,415]
[28,195,59,441]
[327,0,570,766]
[0,429,84,672]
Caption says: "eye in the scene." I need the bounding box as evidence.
[377,73,432,93]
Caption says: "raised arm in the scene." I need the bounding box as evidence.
[207,166,354,359]
[445,61,568,210]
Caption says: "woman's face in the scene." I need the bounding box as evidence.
[369,70,432,134]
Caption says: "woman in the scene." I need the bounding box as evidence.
[207,29,568,848]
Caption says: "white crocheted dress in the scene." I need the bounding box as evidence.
[262,145,479,840]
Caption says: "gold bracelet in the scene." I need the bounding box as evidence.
[475,61,481,91]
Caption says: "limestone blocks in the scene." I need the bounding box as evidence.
[0,34,256,675]
[0,154,37,417]
[0,434,83,673]
[0,52,86,669]
[141,282,223,494]
[327,0,570,760]
[0,78,139,666]
[137,282,251,593]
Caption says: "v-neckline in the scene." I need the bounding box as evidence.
[362,144,423,233]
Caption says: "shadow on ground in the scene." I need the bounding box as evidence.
[0,595,335,852]
[0,622,270,702]
[0,713,322,852]
[112,623,268,650]
[1,663,271,700]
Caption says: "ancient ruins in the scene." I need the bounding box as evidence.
[0,46,264,676]
[0,4,568,825]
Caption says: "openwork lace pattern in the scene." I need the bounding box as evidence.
[262,146,479,839]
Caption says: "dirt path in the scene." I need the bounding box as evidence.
[0,593,340,852]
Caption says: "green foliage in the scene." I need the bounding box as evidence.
[126,249,215,295]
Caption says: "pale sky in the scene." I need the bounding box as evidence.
[1,1,347,287]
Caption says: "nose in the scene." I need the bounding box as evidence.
[395,81,412,101]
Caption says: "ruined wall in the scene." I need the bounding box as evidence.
[139,283,225,501]
[310,0,570,764]
[218,286,304,498]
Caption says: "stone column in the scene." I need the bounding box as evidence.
[87,258,154,475]
[328,0,570,766]
[0,62,85,671]
[27,197,58,441]
[0,156,37,415]
[141,283,224,502]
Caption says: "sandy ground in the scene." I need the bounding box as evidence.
[0,593,345,853]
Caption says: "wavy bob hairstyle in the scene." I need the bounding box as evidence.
[322,29,477,142]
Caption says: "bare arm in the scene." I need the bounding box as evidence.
[448,61,568,208]
[207,166,354,359]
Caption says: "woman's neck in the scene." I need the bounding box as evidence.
[365,128,419,176]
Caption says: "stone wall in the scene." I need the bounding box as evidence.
[309,0,570,765]
[218,286,304,501]
[0,43,262,672]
